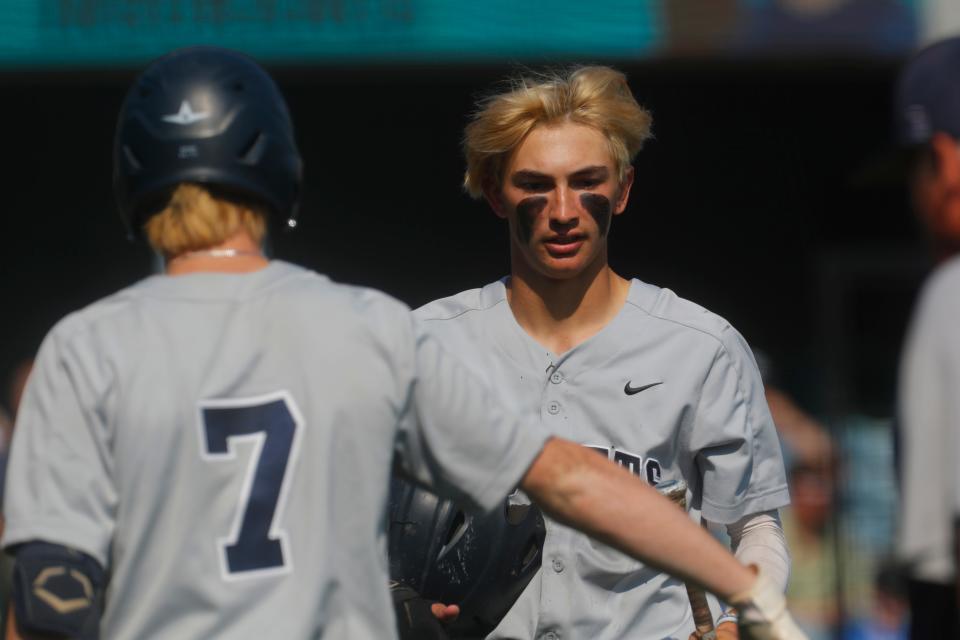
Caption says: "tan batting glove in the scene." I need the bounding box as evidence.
[729,570,809,640]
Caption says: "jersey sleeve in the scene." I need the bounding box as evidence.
[688,329,789,524]
[393,318,550,514]
[2,323,116,566]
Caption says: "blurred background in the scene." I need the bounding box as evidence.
[2,1,957,638]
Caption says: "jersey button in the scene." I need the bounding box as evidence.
[547,401,560,415]
[550,372,563,384]
[552,557,565,573]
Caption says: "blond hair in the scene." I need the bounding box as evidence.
[144,184,267,257]
[463,66,652,198]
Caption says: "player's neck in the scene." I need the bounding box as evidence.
[932,239,960,265]
[165,231,269,276]
[506,256,630,355]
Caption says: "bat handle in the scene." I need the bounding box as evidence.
[685,582,717,638]
[658,482,716,639]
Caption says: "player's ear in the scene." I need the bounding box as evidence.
[930,133,960,184]
[483,181,508,219]
[932,134,960,239]
[613,166,634,216]
[944,183,960,245]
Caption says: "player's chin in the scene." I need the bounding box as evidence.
[533,256,592,280]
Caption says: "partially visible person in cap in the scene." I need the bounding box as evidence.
[893,35,960,639]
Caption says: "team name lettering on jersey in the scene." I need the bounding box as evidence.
[586,445,662,485]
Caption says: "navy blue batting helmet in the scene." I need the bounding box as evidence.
[113,46,302,236]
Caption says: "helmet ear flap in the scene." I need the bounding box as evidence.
[387,477,546,638]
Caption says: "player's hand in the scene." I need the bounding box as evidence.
[430,602,460,623]
[729,572,809,640]
[688,621,738,640]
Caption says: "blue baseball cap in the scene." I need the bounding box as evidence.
[853,37,960,186]
[896,36,960,147]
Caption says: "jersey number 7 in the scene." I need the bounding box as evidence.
[199,392,303,580]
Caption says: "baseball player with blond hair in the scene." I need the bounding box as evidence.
[406,66,793,639]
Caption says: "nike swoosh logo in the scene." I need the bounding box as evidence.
[624,381,663,396]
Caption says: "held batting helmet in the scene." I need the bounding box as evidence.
[388,476,545,638]
[113,46,302,236]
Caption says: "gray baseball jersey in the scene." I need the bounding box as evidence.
[897,255,960,584]
[2,261,548,640]
[415,277,789,640]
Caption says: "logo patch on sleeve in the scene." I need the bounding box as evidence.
[33,566,93,614]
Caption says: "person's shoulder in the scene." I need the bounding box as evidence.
[909,255,960,331]
[921,254,960,299]
[413,279,507,322]
[40,278,154,351]
[335,281,412,317]
[246,261,412,317]
[624,278,742,350]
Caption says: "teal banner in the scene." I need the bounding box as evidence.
[0,0,662,69]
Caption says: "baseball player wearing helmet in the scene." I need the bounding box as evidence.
[1,49,803,640]
[411,66,793,640]
[893,36,960,639]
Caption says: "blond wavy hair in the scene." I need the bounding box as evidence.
[463,66,652,198]
[144,184,267,257]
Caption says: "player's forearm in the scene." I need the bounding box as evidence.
[520,437,755,600]
[5,604,20,640]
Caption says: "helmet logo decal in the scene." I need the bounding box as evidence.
[162,100,211,125]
